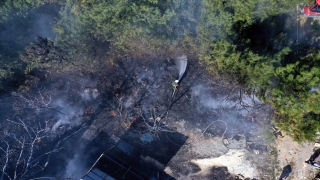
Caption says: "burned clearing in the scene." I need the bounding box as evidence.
[0,54,276,179]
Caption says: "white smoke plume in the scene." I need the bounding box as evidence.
[52,99,83,130]
[191,84,232,109]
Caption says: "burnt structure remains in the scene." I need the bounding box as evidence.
[82,121,187,180]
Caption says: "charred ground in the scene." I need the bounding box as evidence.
[0,50,277,179]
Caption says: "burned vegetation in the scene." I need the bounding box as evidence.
[0,35,276,179]
[2,0,320,179]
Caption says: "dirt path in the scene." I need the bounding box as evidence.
[276,133,317,179]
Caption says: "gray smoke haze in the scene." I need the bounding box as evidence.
[65,153,87,179]
[190,82,264,138]
[30,12,57,41]
[52,99,83,131]
[0,2,280,179]
[124,96,134,108]
[192,84,261,109]
[52,78,99,130]
[0,4,59,56]
[191,84,231,109]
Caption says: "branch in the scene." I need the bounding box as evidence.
[29,147,64,170]
[29,177,56,180]
[21,135,37,177]
[41,126,87,171]
[14,137,25,180]
[12,87,65,115]
[116,97,123,117]
[0,140,10,180]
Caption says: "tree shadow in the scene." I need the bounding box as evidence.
[278,164,292,180]
[232,13,320,65]
[233,13,295,55]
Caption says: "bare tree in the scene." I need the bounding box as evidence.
[140,108,175,139]
[0,117,52,180]
[0,116,87,180]
[12,79,64,115]
[0,140,9,180]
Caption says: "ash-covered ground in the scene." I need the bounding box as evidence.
[0,55,276,180]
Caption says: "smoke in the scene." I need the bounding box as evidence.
[0,2,278,178]
[61,133,101,179]
[137,71,147,82]
[191,84,232,109]
[29,4,59,40]
[81,88,99,101]
[0,4,59,56]
[190,83,262,138]
[29,6,60,41]
[124,96,134,108]
[52,99,83,131]
[65,153,87,179]
[176,55,188,81]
